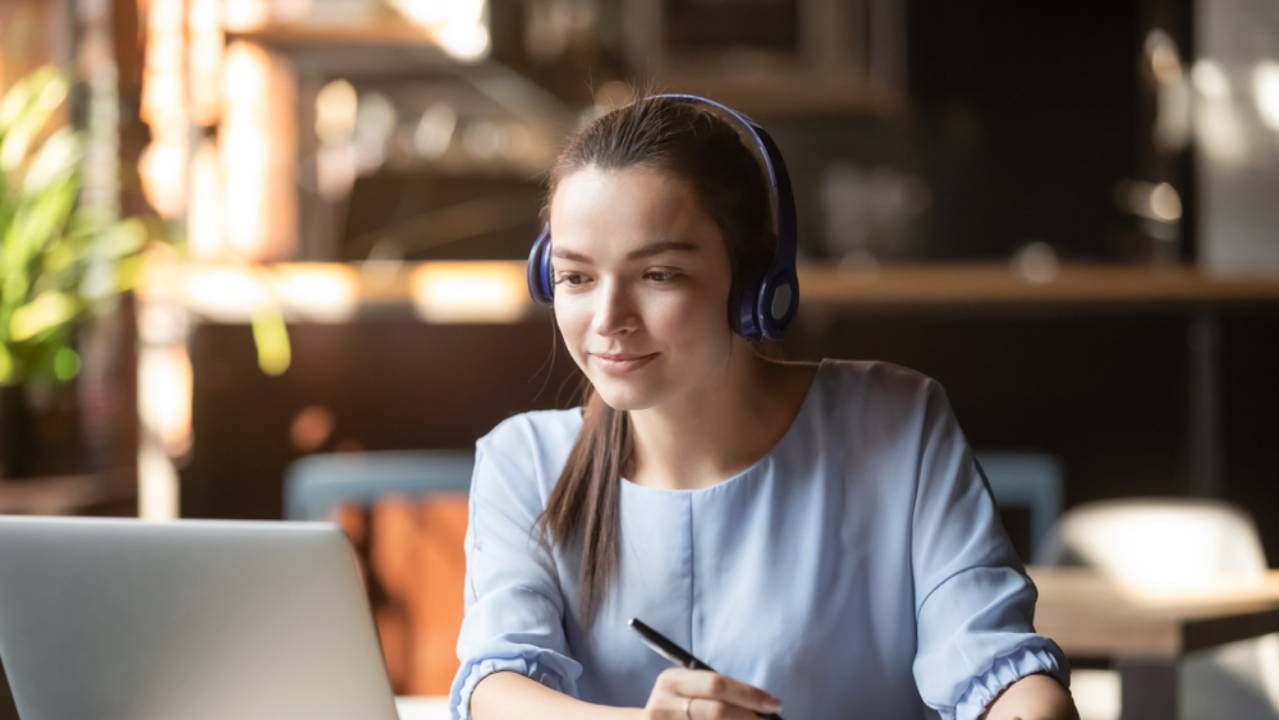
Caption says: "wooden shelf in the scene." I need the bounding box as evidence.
[800,262,1279,307]
[226,19,449,50]
[135,260,1279,325]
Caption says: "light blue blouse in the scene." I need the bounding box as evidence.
[450,359,1069,720]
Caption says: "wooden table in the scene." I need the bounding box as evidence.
[1029,566,1279,719]
[394,696,449,720]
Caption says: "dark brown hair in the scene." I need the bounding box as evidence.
[536,96,776,627]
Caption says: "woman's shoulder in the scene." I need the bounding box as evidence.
[802,359,958,478]
[805,358,955,445]
[817,357,944,404]
[473,408,583,500]
[479,407,583,455]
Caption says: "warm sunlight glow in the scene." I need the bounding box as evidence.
[138,0,188,218]
[315,79,358,146]
[437,20,490,62]
[410,262,529,323]
[187,139,224,258]
[272,265,359,322]
[138,344,193,458]
[222,0,268,31]
[221,41,297,260]
[183,266,271,320]
[1192,60,1231,99]
[1252,60,1279,132]
[138,142,186,217]
[1145,29,1183,84]
[187,0,224,126]
[138,442,180,520]
[387,0,490,61]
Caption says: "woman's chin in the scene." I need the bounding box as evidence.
[592,380,659,412]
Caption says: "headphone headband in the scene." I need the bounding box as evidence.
[527,94,799,342]
[654,94,798,273]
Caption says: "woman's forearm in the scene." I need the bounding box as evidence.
[981,672,1079,720]
[470,670,639,720]
[470,665,1077,720]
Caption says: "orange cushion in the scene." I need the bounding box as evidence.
[335,494,468,695]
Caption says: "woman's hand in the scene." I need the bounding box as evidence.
[981,672,1079,720]
[641,668,783,719]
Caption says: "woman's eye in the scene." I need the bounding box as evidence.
[554,272,588,288]
[643,269,682,283]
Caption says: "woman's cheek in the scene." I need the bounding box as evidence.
[645,298,696,340]
[553,301,592,358]
[664,288,723,336]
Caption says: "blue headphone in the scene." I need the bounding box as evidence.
[525,93,799,343]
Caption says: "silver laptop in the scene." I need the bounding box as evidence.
[0,516,400,720]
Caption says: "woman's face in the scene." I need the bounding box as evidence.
[548,165,737,411]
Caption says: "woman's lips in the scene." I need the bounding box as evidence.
[590,352,659,375]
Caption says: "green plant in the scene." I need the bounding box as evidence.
[0,66,151,388]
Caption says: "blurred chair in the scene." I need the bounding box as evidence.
[976,451,1064,562]
[1036,498,1279,720]
[284,450,473,521]
[284,450,474,697]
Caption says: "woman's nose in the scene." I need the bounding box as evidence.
[591,281,637,336]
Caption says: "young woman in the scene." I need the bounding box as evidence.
[450,95,1077,720]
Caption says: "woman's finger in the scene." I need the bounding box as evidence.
[686,696,761,720]
[656,668,783,715]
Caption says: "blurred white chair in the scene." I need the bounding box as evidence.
[1036,498,1279,720]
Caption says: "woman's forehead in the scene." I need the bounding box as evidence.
[549,166,720,257]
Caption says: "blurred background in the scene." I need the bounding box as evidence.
[2,0,1279,717]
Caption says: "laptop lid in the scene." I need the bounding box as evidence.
[0,516,399,720]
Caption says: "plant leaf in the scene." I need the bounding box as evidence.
[81,218,149,302]
[21,126,82,197]
[9,290,76,342]
[5,169,79,277]
[251,308,292,376]
[0,68,68,174]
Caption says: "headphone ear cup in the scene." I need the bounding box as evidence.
[756,269,799,340]
[734,277,764,344]
[526,226,554,305]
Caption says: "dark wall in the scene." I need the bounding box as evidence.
[906,0,1146,260]
[184,317,582,520]
[1219,313,1279,548]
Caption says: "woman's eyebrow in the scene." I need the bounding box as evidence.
[550,240,700,263]
[550,247,591,262]
[625,240,700,260]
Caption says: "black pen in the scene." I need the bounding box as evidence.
[628,617,784,720]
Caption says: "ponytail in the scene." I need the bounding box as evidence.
[537,382,632,628]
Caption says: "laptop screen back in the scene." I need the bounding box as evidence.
[0,516,398,720]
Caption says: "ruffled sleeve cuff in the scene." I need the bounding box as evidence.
[951,640,1071,720]
[449,648,581,720]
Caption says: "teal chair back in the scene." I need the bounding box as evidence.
[284,450,474,521]
[976,451,1064,562]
